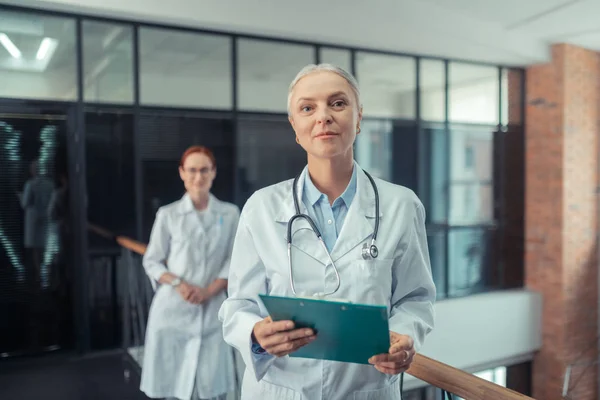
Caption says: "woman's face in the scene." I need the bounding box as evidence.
[179,152,216,197]
[288,71,362,161]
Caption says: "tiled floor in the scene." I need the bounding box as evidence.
[0,351,149,400]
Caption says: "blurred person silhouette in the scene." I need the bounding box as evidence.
[19,159,54,288]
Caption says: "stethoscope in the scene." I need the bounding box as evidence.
[286,169,380,297]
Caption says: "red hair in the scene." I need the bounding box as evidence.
[180,146,216,168]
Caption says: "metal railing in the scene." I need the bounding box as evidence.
[119,248,154,371]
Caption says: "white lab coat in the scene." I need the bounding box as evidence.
[219,164,436,400]
[140,193,240,400]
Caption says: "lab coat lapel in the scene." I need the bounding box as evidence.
[176,194,206,235]
[205,194,223,258]
[274,171,330,267]
[330,169,381,263]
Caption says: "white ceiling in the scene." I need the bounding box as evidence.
[422,0,600,52]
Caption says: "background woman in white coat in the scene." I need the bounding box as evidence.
[219,64,436,400]
[141,146,239,400]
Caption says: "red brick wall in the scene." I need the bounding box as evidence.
[525,43,599,400]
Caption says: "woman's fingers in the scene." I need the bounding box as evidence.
[267,335,317,357]
[261,328,314,349]
[252,318,317,357]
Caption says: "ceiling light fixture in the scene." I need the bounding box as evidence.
[0,33,22,59]
[36,37,58,60]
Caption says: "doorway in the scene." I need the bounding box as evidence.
[0,104,75,357]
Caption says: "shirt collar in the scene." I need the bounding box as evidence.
[303,162,358,208]
[178,192,216,214]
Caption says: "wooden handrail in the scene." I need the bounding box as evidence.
[88,223,147,255]
[88,224,535,400]
[88,223,115,240]
[115,236,147,256]
[408,354,534,399]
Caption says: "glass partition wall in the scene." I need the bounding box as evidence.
[0,4,525,355]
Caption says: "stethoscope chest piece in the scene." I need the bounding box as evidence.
[361,242,379,260]
[288,168,380,295]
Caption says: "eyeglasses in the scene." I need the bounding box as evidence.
[184,167,214,176]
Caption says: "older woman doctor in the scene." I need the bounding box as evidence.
[141,146,239,400]
[219,64,436,400]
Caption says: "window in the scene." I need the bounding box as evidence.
[355,52,416,119]
[139,28,232,109]
[427,230,447,299]
[448,227,491,296]
[464,145,474,168]
[421,127,448,224]
[319,47,351,73]
[449,63,499,124]
[137,111,235,240]
[236,114,305,205]
[85,108,135,240]
[355,119,393,181]
[85,108,135,351]
[423,127,495,225]
[0,10,76,100]
[82,21,134,104]
[237,39,314,113]
[449,128,494,225]
[420,59,445,122]
[422,125,496,298]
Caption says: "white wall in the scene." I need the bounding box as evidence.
[404,289,543,390]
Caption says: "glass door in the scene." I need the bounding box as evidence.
[0,105,74,357]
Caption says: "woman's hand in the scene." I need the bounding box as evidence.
[188,285,210,304]
[176,282,210,304]
[368,332,415,375]
[252,317,316,357]
[175,282,194,302]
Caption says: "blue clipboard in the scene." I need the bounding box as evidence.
[259,294,390,365]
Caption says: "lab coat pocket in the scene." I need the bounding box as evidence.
[353,375,402,400]
[260,380,303,400]
[354,259,394,305]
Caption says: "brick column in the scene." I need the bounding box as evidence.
[498,69,525,289]
[525,43,599,400]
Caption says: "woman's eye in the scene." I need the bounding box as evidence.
[301,106,312,112]
[332,100,346,107]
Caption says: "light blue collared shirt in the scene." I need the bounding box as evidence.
[302,165,358,252]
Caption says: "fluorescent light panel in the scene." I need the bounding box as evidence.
[0,33,22,59]
[36,37,58,60]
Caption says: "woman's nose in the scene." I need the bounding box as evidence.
[316,109,333,124]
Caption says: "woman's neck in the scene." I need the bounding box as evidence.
[189,192,210,210]
[307,154,354,203]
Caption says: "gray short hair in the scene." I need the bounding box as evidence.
[287,63,361,116]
